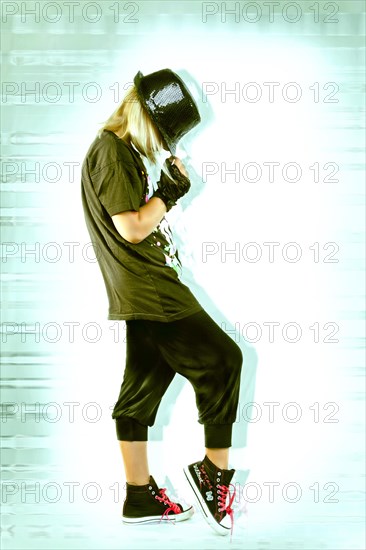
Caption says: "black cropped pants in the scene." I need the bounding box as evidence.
[111,309,243,448]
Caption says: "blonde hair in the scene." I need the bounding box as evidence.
[97,85,166,165]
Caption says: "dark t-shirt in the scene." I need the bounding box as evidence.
[81,129,203,322]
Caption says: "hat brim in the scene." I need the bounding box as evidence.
[134,70,177,156]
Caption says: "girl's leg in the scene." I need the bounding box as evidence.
[144,309,243,454]
[111,319,176,485]
[205,447,229,470]
[119,441,150,485]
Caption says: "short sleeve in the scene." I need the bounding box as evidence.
[92,160,143,217]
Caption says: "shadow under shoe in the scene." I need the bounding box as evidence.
[122,475,194,524]
[183,455,236,537]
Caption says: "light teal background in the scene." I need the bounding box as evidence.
[1,1,365,549]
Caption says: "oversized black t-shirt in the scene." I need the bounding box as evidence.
[81,129,203,322]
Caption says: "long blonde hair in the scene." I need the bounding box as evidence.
[97,85,166,165]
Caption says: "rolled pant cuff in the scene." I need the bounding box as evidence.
[204,423,233,448]
[115,415,148,441]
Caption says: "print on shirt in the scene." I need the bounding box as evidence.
[152,218,183,277]
[144,173,183,277]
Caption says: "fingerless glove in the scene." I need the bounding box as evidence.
[152,159,191,212]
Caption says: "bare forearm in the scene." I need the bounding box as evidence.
[135,196,167,242]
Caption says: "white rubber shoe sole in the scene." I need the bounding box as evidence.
[122,505,194,524]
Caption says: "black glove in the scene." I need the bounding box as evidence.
[152,159,191,212]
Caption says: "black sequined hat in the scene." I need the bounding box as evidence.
[134,68,201,155]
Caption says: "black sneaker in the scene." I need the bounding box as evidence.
[183,455,236,536]
[122,475,194,524]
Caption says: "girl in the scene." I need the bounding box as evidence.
[81,68,243,537]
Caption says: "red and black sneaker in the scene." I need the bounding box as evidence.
[183,455,236,537]
[122,475,194,524]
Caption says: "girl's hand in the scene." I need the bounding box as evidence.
[168,156,188,178]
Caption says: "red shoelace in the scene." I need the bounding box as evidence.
[155,488,181,522]
[218,482,236,539]
[200,464,236,539]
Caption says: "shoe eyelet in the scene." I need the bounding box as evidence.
[152,491,155,495]
[149,486,152,490]
[218,472,221,476]
[216,478,220,482]
[155,496,158,499]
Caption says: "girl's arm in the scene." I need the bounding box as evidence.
[112,156,188,244]
[112,196,167,244]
